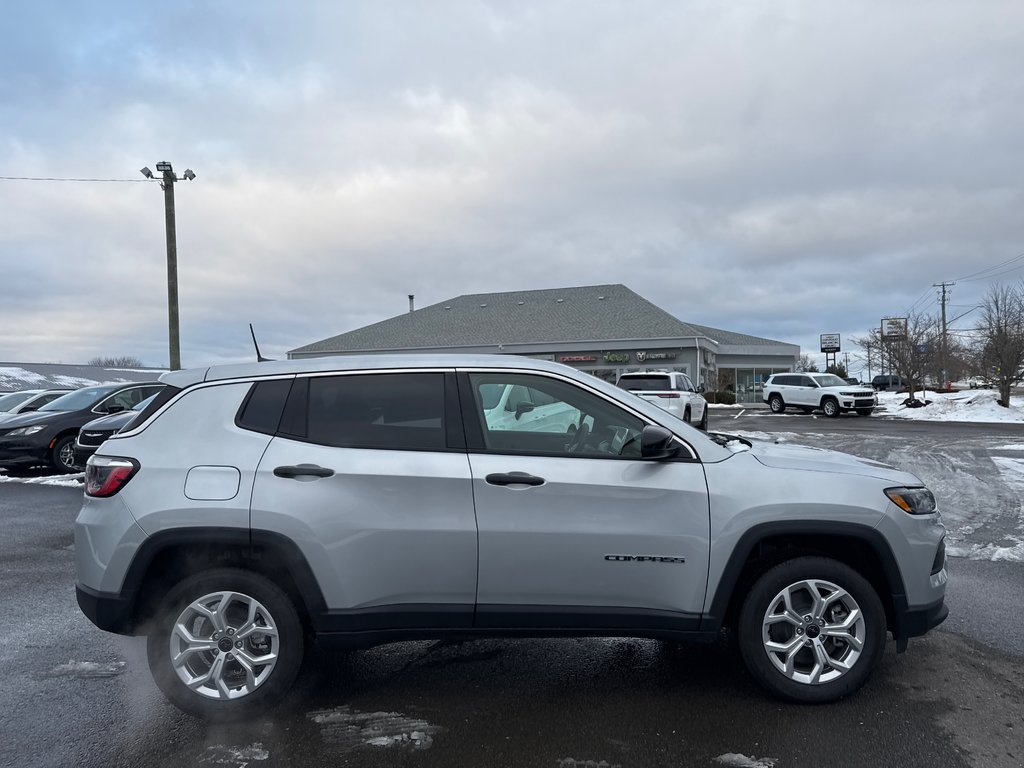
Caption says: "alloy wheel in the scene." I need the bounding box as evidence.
[169,590,280,700]
[760,578,865,685]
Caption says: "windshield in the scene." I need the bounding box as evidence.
[811,374,848,388]
[39,386,117,412]
[0,391,37,412]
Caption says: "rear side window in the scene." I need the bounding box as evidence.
[121,385,179,431]
[617,375,671,391]
[306,373,446,451]
[236,379,293,435]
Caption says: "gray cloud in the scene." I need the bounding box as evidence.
[1,1,1023,371]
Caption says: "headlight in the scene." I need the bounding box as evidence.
[7,425,46,436]
[885,487,937,515]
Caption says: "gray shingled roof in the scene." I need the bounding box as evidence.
[289,283,792,356]
[0,362,166,393]
[685,323,795,348]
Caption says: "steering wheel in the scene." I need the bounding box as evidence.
[566,422,591,453]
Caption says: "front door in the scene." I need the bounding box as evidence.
[460,370,711,632]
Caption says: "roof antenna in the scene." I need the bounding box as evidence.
[249,324,273,362]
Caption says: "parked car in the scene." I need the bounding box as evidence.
[615,370,709,430]
[75,355,946,719]
[73,393,161,468]
[844,377,860,386]
[966,376,987,389]
[762,373,877,417]
[871,375,907,391]
[0,389,72,425]
[0,381,163,473]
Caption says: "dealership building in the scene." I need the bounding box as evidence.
[289,284,800,402]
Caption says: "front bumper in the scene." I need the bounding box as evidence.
[892,596,948,652]
[0,436,51,467]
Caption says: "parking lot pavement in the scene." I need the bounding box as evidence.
[2,426,1023,767]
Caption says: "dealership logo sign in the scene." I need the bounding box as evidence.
[604,352,630,363]
[560,355,597,362]
[636,351,676,362]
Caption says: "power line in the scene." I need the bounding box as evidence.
[0,175,157,183]
[952,250,1024,282]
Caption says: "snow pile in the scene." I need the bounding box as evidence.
[876,389,1024,424]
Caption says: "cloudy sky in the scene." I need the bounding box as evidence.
[2,1,1023,372]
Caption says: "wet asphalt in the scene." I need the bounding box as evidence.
[1,415,1023,768]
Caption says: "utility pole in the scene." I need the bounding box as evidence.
[934,281,954,387]
[140,163,196,370]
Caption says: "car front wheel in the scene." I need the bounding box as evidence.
[768,395,785,414]
[821,398,840,417]
[737,557,885,703]
[50,435,78,473]
[147,568,304,721]
[698,405,709,431]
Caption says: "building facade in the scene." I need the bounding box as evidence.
[289,284,800,403]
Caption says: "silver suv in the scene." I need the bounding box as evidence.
[75,355,947,720]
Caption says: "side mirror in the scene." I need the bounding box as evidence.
[696,385,705,393]
[640,424,678,460]
[105,404,126,414]
[514,401,535,420]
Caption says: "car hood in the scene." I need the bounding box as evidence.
[0,410,70,430]
[80,410,137,432]
[746,439,922,485]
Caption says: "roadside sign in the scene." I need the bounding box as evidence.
[820,333,841,353]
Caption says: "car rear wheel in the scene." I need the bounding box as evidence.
[768,395,785,414]
[683,406,691,424]
[147,568,304,721]
[50,435,78,474]
[738,557,885,703]
[821,398,840,417]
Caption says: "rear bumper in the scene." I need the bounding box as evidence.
[76,583,137,635]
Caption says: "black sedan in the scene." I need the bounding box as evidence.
[73,393,159,468]
[0,382,163,474]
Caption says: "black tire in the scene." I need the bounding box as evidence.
[821,398,840,417]
[683,406,692,424]
[856,408,873,416]
[50,435,78,474]
[768,395,785,414]
[698,405,709,431]
[147,568,304,721]
[737,557,886,703]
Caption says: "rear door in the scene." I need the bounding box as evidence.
[460,370,711,631]
[250,370,478,629]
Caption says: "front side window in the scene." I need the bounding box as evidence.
[306,373,446,451]
[468,373,645,459]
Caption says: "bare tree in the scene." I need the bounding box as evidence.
[796,354,819,372]
[977,283,1024,407]
[88,356,145,368]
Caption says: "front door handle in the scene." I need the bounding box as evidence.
[485,472,545,487]
[273,464,335,479]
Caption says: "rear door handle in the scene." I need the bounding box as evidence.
[273,464,335,479]
[485,472,545,487]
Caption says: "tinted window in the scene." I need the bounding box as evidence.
[307,373,445,450]
[617,375,671,391]
[236,379,292,435]
[468,373,645,459]
[100,385,164,412]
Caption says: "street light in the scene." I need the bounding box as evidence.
[140,161,196,370]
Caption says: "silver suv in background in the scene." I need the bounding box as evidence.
[763,373,877,417]
[75,355,945,720]
[615,370,709,430]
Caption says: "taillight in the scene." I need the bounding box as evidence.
[85,455,140,498]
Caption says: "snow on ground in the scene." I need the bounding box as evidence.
[0,471,83,487]
[875,388,1024,423]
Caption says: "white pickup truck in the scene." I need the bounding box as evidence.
[615,371,709,430]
